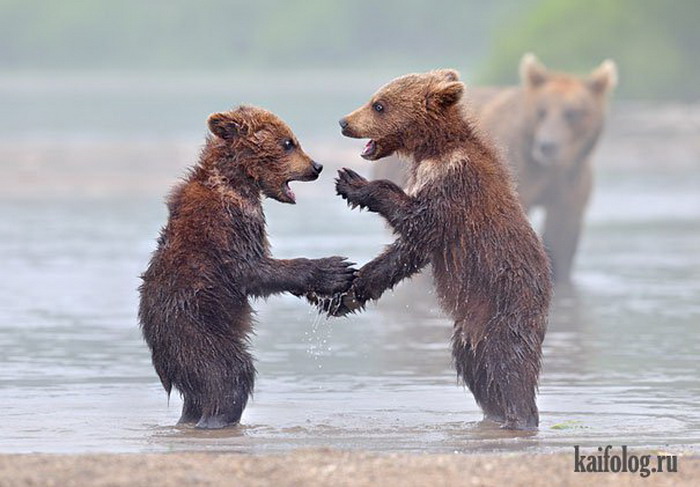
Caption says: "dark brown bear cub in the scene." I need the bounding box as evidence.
[139,106,355,429]
[334,70,551,429]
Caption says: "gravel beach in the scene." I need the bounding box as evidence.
[1,450,697,487]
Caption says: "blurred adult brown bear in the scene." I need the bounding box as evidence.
[373,55,617,282]
[139,106,355,429]
[481,54,617,282]
[333,70,551,429]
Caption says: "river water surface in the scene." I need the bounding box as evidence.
[1,166,698,454]
[1,73,698,454]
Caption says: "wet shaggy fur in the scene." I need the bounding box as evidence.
[334,70,552,429]
[139,106,355,429]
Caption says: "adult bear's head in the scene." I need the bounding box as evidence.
[519,53,617,169]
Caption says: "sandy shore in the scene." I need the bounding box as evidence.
[0,450,697,487]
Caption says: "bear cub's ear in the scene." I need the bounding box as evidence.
[208,112,240,139]
[433,68,461,82]
[427,81,465,111]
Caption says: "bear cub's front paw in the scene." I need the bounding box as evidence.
[311,289,366,318]
[335,168,371,209]
[308,256,357,296]
[330,290,366,317]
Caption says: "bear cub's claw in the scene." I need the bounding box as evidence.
[309,289,366,318]
[309,256,357,296]
[335,168,370,209]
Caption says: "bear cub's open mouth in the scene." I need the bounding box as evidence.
[361,140,377,159]
[282,181,296,203]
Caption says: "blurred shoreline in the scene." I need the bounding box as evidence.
[1,102,698,198]
[0,137,362,198]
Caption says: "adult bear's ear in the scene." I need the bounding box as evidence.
[207,112,241,139]
[520,53,548,89]
[587,59,618,95]
[427,81,465,112]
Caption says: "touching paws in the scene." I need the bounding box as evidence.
[335,168,370,209]
[308,256,357,296]
[310,289,367,318]
[311,270,375,317]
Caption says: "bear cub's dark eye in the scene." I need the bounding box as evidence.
[372,102,384,113]
[282,138,296,151]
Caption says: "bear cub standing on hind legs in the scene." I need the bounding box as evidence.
[332,70,552,429]
[139,106,356,429]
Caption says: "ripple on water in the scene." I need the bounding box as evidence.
[0,172,699,453]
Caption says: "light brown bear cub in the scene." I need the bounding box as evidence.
[334,70,552,429]
[139,106,355,429]
[372,55,617,283]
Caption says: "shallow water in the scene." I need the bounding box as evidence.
[0,165,698,454]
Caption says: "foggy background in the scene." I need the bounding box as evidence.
[1,0,698,453]
[2,0,698,197]
[2,0,699,197]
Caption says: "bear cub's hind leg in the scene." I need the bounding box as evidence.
[194,358,255,430]
[177,395,202,425]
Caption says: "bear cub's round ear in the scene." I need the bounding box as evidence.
[208,112,240,139]
[433,68,461,82]
[427,81,465,111]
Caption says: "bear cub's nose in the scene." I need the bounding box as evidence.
[311,161,323,174]
[338,118,349,129]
